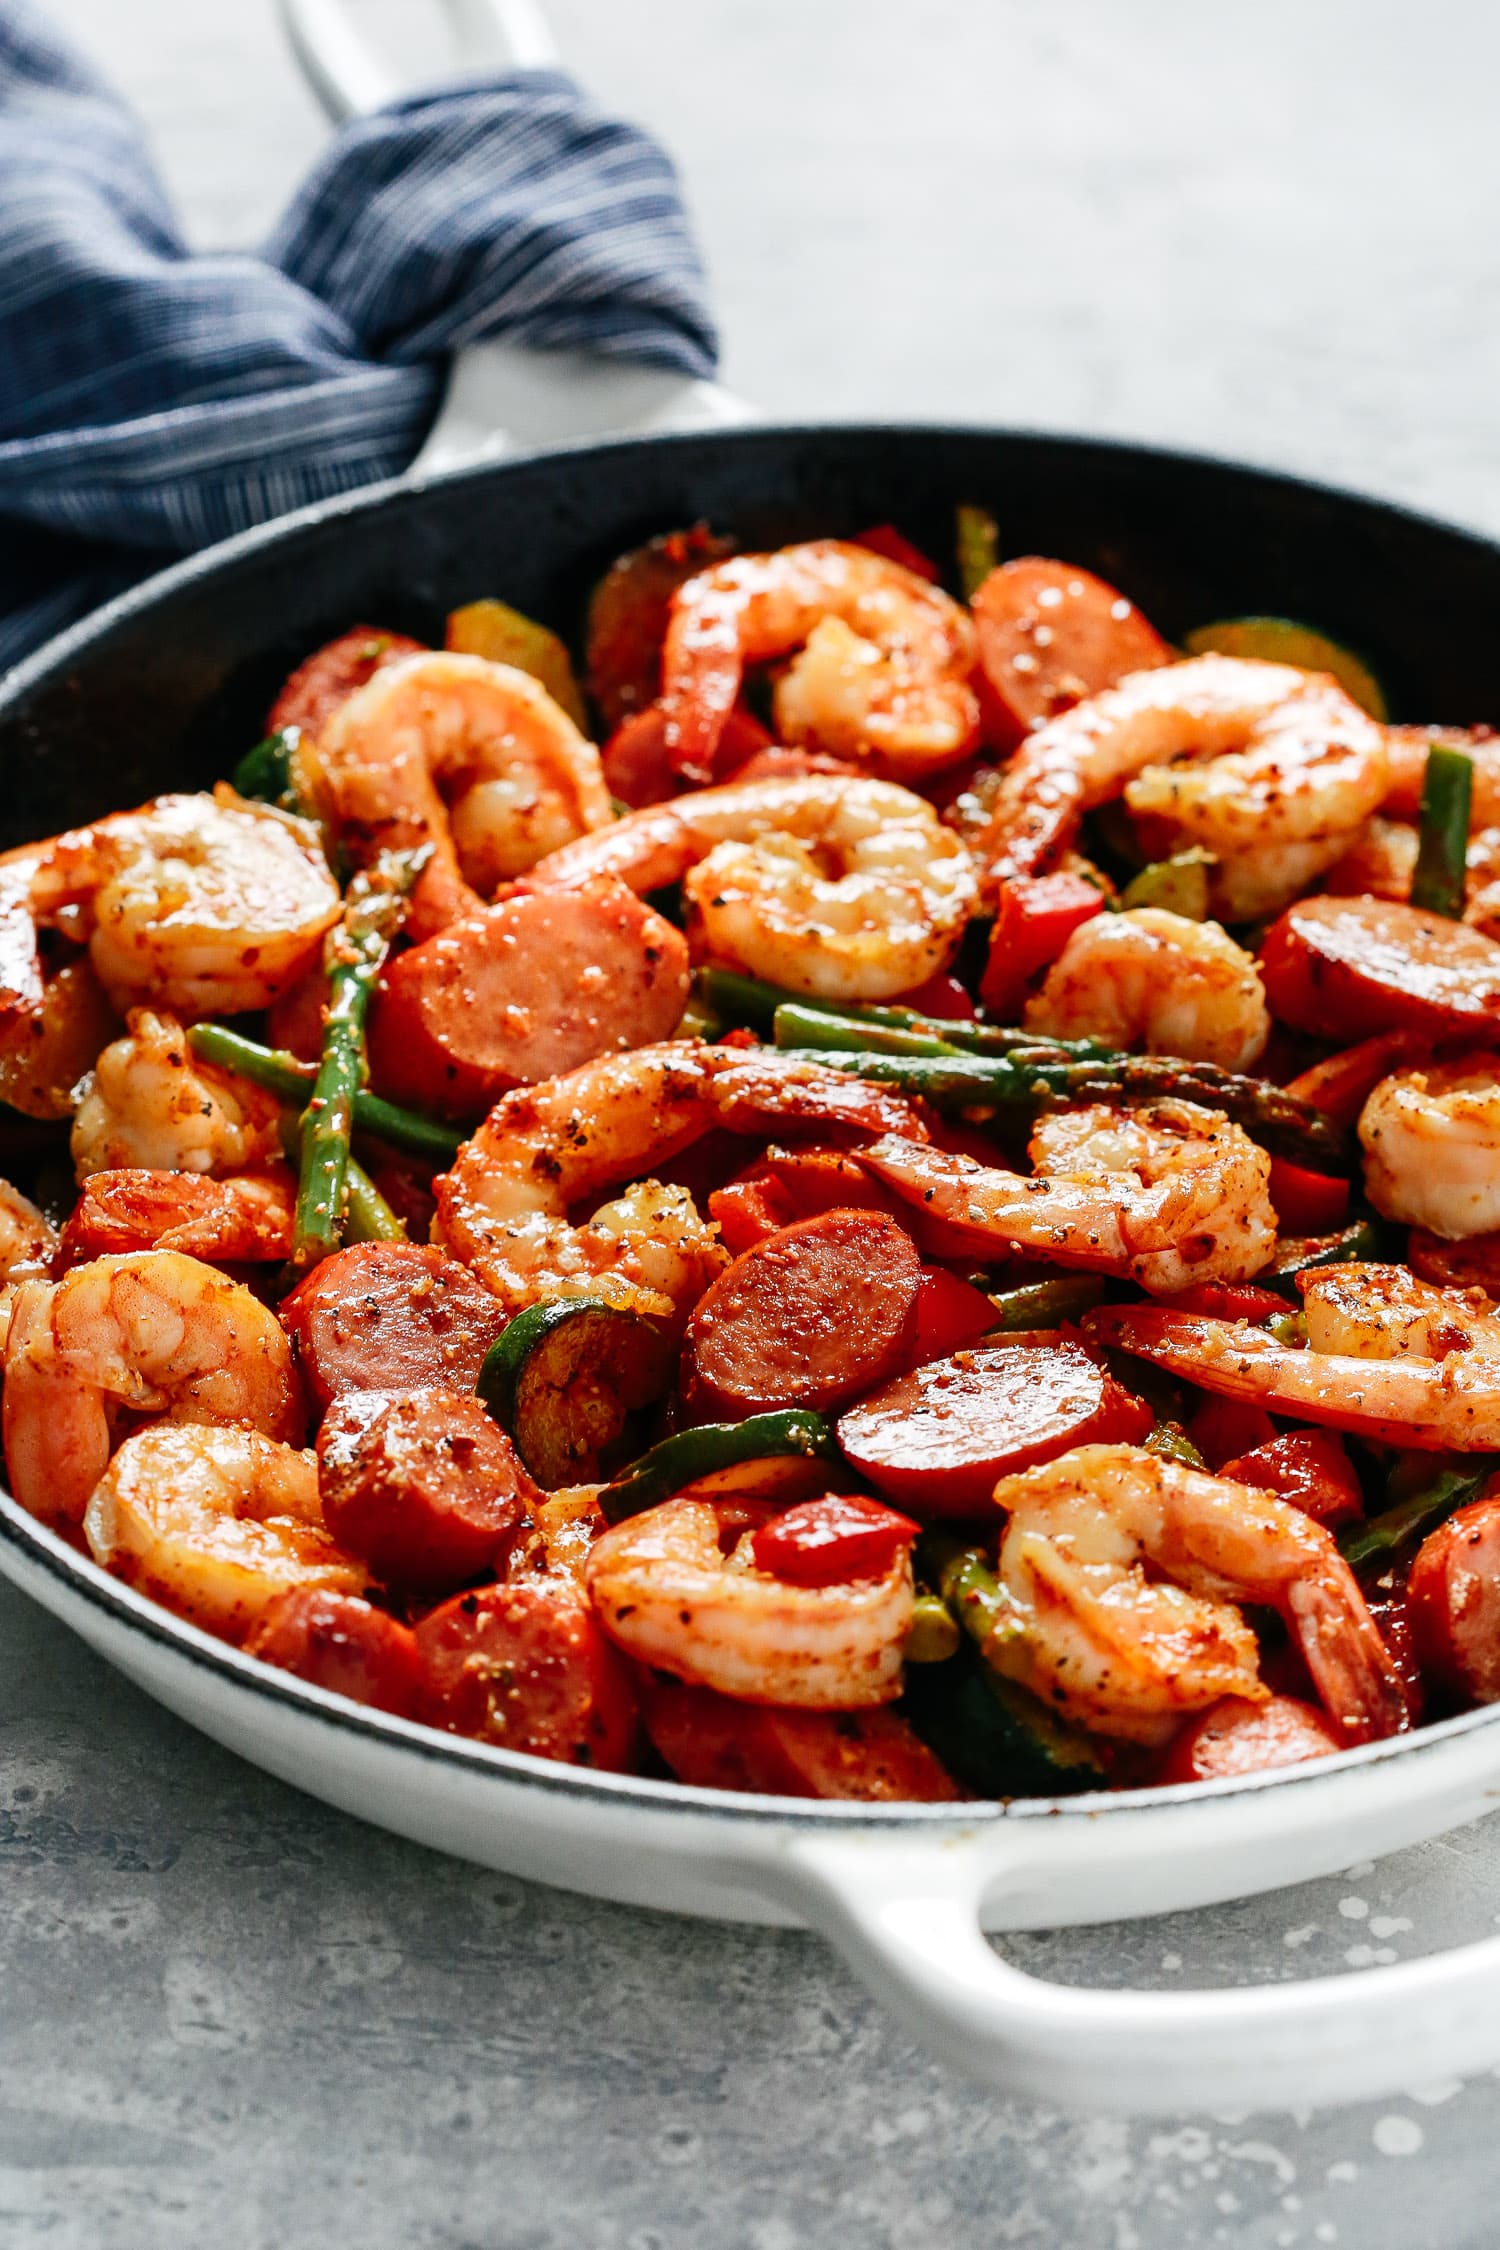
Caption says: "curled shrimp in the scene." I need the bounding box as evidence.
[977,654,1388,919]
[1359,1059,1500,1240]
[987,1443,1406,1747]
[59,1170,295,1267]
[584,1496,913,1707]
[530,772,977,1001]
[658,540,980,783]
[0,848,120,1119]
[860,1096,1276,1294]
[71,1008,284,1181]
[1023,906,1271,1072]
[0,1180,58,1355]
[311,651,612,935]
[84,1424,367,1643]
[28,792,340,1018]
[1091,1263,1500,1452]
[2,1249,305,1529]
[434,1038,922,1321]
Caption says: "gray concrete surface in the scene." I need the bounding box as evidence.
[13,2,1500,2243]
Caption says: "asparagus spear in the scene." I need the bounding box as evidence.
[697,965,1112,1059]
[775,1044,1351,1173]
[955,503,1000,599]
[186,1024,462,1162]
[344,1157,407,1243]
[1339,1457,1498,1570]
[290,850,424,1271]
[232,726,305,814]
[1410,741,1474,920]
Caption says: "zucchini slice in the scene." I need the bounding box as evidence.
[478,1298,673,1491]
[1183,616,1388,720]
[600,1408,839,1525]
[903,1649,1105,1797]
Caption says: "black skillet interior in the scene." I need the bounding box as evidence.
[3,421,1500,849]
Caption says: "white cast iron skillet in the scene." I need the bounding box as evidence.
[12,18,1500,2087]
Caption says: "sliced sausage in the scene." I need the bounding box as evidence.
[1155,1694,1343,1784]
[970,557,1171,750]
[367,876,690,1118]
[1408,1496,1500,1705]
[585,525,737,732]
[1258,895,1500,1039]
[280,1241,506,1411]
[244,1587,424,1716]
[638,1675,961,1800]
[415,1579,639,1769]
[267,625,426,738]
[601,703,774,808]
[836,1342,1152,1516]
[683,1209,922,1420]
[317,1388,536,1593]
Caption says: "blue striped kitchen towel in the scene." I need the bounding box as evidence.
[0,2,718,672]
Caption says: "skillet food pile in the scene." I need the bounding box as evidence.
[8,511,1500,1804]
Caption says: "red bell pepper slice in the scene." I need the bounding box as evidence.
[889,971,977,1022]
[751,1493,920,1588]
[1220,1429,1364,1527]
[1266,1157,1350,1236]
[851,524,941,582]
[1187,1395,1278,1471]
[980,871,1106,1021]
[908,1265,998,1365]
[1158,1280,1288,1323]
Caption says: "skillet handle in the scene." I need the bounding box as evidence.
[277,0,756,468]
[769,1832,1500,2113]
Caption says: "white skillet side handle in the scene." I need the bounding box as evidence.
[772,1832,1500,2115]
[276,0,754,470]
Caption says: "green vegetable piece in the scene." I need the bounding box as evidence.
[1120,849,1213,921]
[986,1275,1106,1331]
[772,1002,961,1059]
[779,1046,1350,1172]
[906,1593,961,1665]
[910,1533,1105,1793]
[479,1299,675,1491]
[695,967,1109,1060]
[343,1156,407,1244]
[186,1024,463,1162]
[232,728,302,809]
[446,598,589,731]
[1410,741,1474,921]
[1183,616,1388,720]
[1260,1218,1388,1295]
[1340,1456,1499,1570]
[599,1408,839,1524]
[290,851,423,1273]
[1144,1422,1206,1468]
[1266,1311,1308,1347]
[955,504,1000,600]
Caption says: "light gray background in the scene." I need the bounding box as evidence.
[10,3,1500,2243]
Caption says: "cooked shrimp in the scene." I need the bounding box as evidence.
[28,792,340,1017]
[1023,907,1271,1071]
[71,1008,284,1182]
[860,1097,1276,1293]
[1359,1059,1500,1239]
[310,651,611,935]
[59,1169,295,1266]
[2,1250,304,1529]
[987,1443,1406,1746]
[0,847,120,1119]
[1091,1264,1500,1451]
[84,1424,367,1642]
[585,1495,912,1707]
[434,1038,921,1320]
[977,654,1389,919]
[530,772,976,1000]
[0,1180,58,1355]
[658,540,979,782]
[1322,817,1500,936]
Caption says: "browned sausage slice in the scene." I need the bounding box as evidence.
[317,1388,536,1593]
[837,1342,1152,1516]
[1408,1496,1500,1705]
[1259,895,1500,1038]
[683,1209,922,1419]
[639,1675,962,1799]
[1155,1694,1343,1784]
[280,1241,506,1411]
[244,1587,424,1715]
[367,876,690,1117]
[415,1579,639,1769]
[971,557,1171,749]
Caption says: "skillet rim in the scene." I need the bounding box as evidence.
[5,415,1500,1828]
